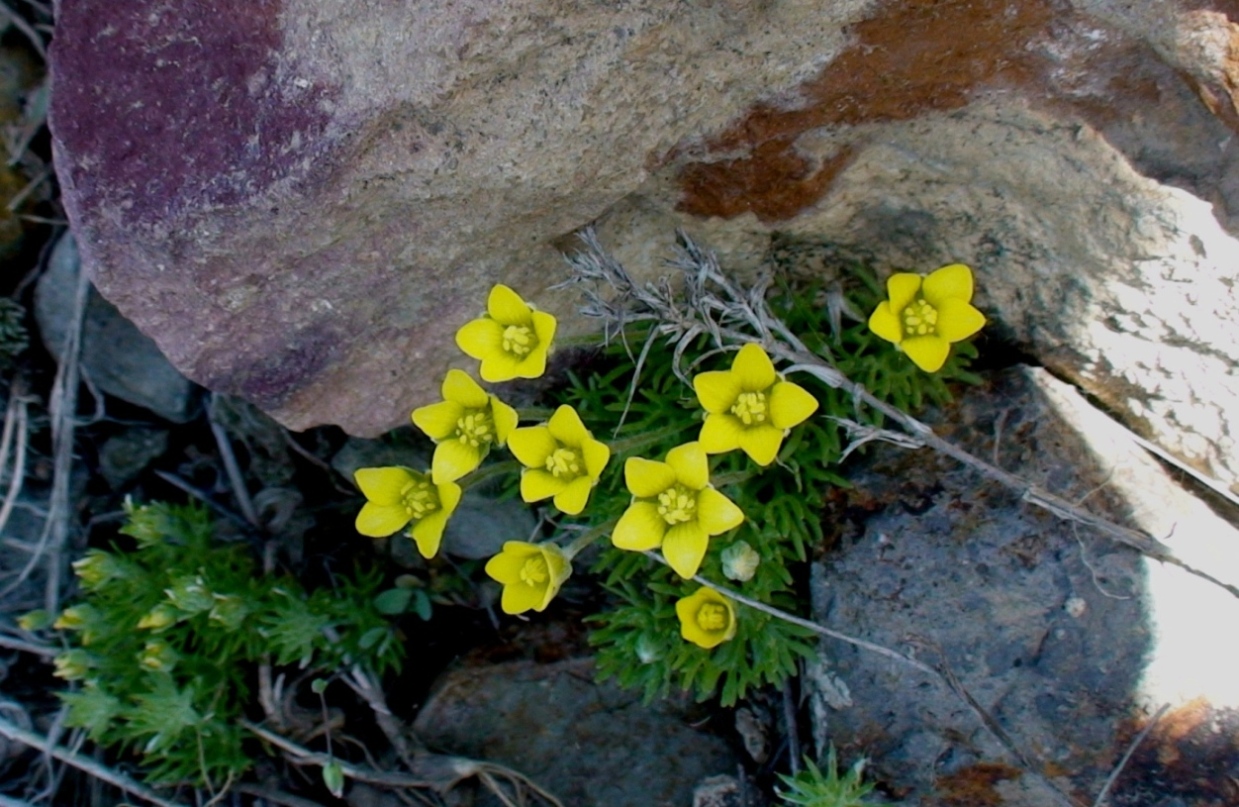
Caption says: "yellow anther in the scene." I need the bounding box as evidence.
[456,409,495,447]
[545,448,582,478]
[729,391,769,426]
[502,325,535,357]
[657,484,697,525]
[902,298,939,339]
[519,556,549,585]
[697,603,728,631]
[400,480,439,519]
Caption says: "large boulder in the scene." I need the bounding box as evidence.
[51,0,1239,493]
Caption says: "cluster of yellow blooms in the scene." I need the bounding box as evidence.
[356,265,981,649]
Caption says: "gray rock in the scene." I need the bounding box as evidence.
[49,0,1239,500]
[804,366,1239,805]
[97,428,168,490]
[34,233,195,422]
[413,657,738,807]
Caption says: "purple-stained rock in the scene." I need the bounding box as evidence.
[49,0,1239,497]
[48,0,868,436]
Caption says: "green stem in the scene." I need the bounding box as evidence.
[561,516,619,560]
[608,421,695,456]
[459,460,521,491]
[516,406,555,421]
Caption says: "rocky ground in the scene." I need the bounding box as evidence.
[2,3,1239,807]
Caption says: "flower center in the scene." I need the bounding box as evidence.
[400,479,439,520]
[545,447,581,478]
[729,391,769,426]
[657,484,697,525]
[456,409,495,448]
[502,324,536,357]
[901,298,939,338]
[519,556,549,585]
[696,603,729,632]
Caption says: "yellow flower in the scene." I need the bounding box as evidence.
[675,587,738,649]
[867,263,986,372]
[507,405,610,515]
[137,605,179,631]
[612,442,745,578]
[138,640,178,673]
[693,343,820,466]
[354,467,462,558]
[53,649,93,681]
[456,284,557,382]
[484,541,571,614]
[412,369,520,484]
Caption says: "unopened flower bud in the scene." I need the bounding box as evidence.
[721,540,760,582]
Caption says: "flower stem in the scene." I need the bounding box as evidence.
[516,407,555,422]
[459,460,521,491]
[607,421,695,456]
[560,516,620,560]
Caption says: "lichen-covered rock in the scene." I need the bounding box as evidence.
[805,366,1239,806]
[51,0,1239,497]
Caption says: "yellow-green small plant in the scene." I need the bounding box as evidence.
[776,747,892,807]
[350,240,984,712]
[47,500,401,788]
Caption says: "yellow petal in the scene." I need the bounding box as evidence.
[521,468,568,503]
[547,405,590,447]
[514,344,549,380]
[431,440,482,484]
[500,581,544,615]
[738,423,784,466]
[485,542,538,583]
[886,273,922,313]
[507,426,557,467]
[901,335,951,372]
[868,301,903,344]
[624,457,676,498]
[455,317,504,361]
[581,438,611,480]
[696,488,745,535]
[532,310,557,350]
[354,467,415,505]
[768,381,819,430]
[693,370,741,414]
[491,396,519,446]
[410,511,448,558]
[553,476,594,515]
[479,350,525,383]
[487,284,532,326]
[437,480,462,518]
[441,369,489,409]
[666,442,709,490]
[699,413,743,456]
[355,503,409,538]
[731,343,777,392]
[922,263,974,307]
[612,501,667,551]
[412,401,464,441]
[934,298,986,342]
[662,522,709,578]
[543,545,571,588]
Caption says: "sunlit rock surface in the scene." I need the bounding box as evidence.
[51,0,1238,496]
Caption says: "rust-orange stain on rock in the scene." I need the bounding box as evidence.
[676,0,1057,222]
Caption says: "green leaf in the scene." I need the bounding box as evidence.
[322,760,345,798]
[373,588,413,615]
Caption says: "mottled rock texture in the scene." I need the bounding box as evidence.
[51,0,1239,493]
[807,367,1239,806]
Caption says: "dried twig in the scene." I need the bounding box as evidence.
[0,2,46,60]
[566,229,1239,601]
[0,382,30,546]
[0,716,189,807]
[207,394,260,527]
[1092,704,1169,807]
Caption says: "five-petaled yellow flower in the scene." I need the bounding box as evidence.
[354,467,461,559]
[456,284,557,383]
[412,369,519,484]
[675,587,738,649]
[507,405,610,515]
[693,343,819,466]
[867,263,986,373]
[612,442,745,578]
[484,541,571,614]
